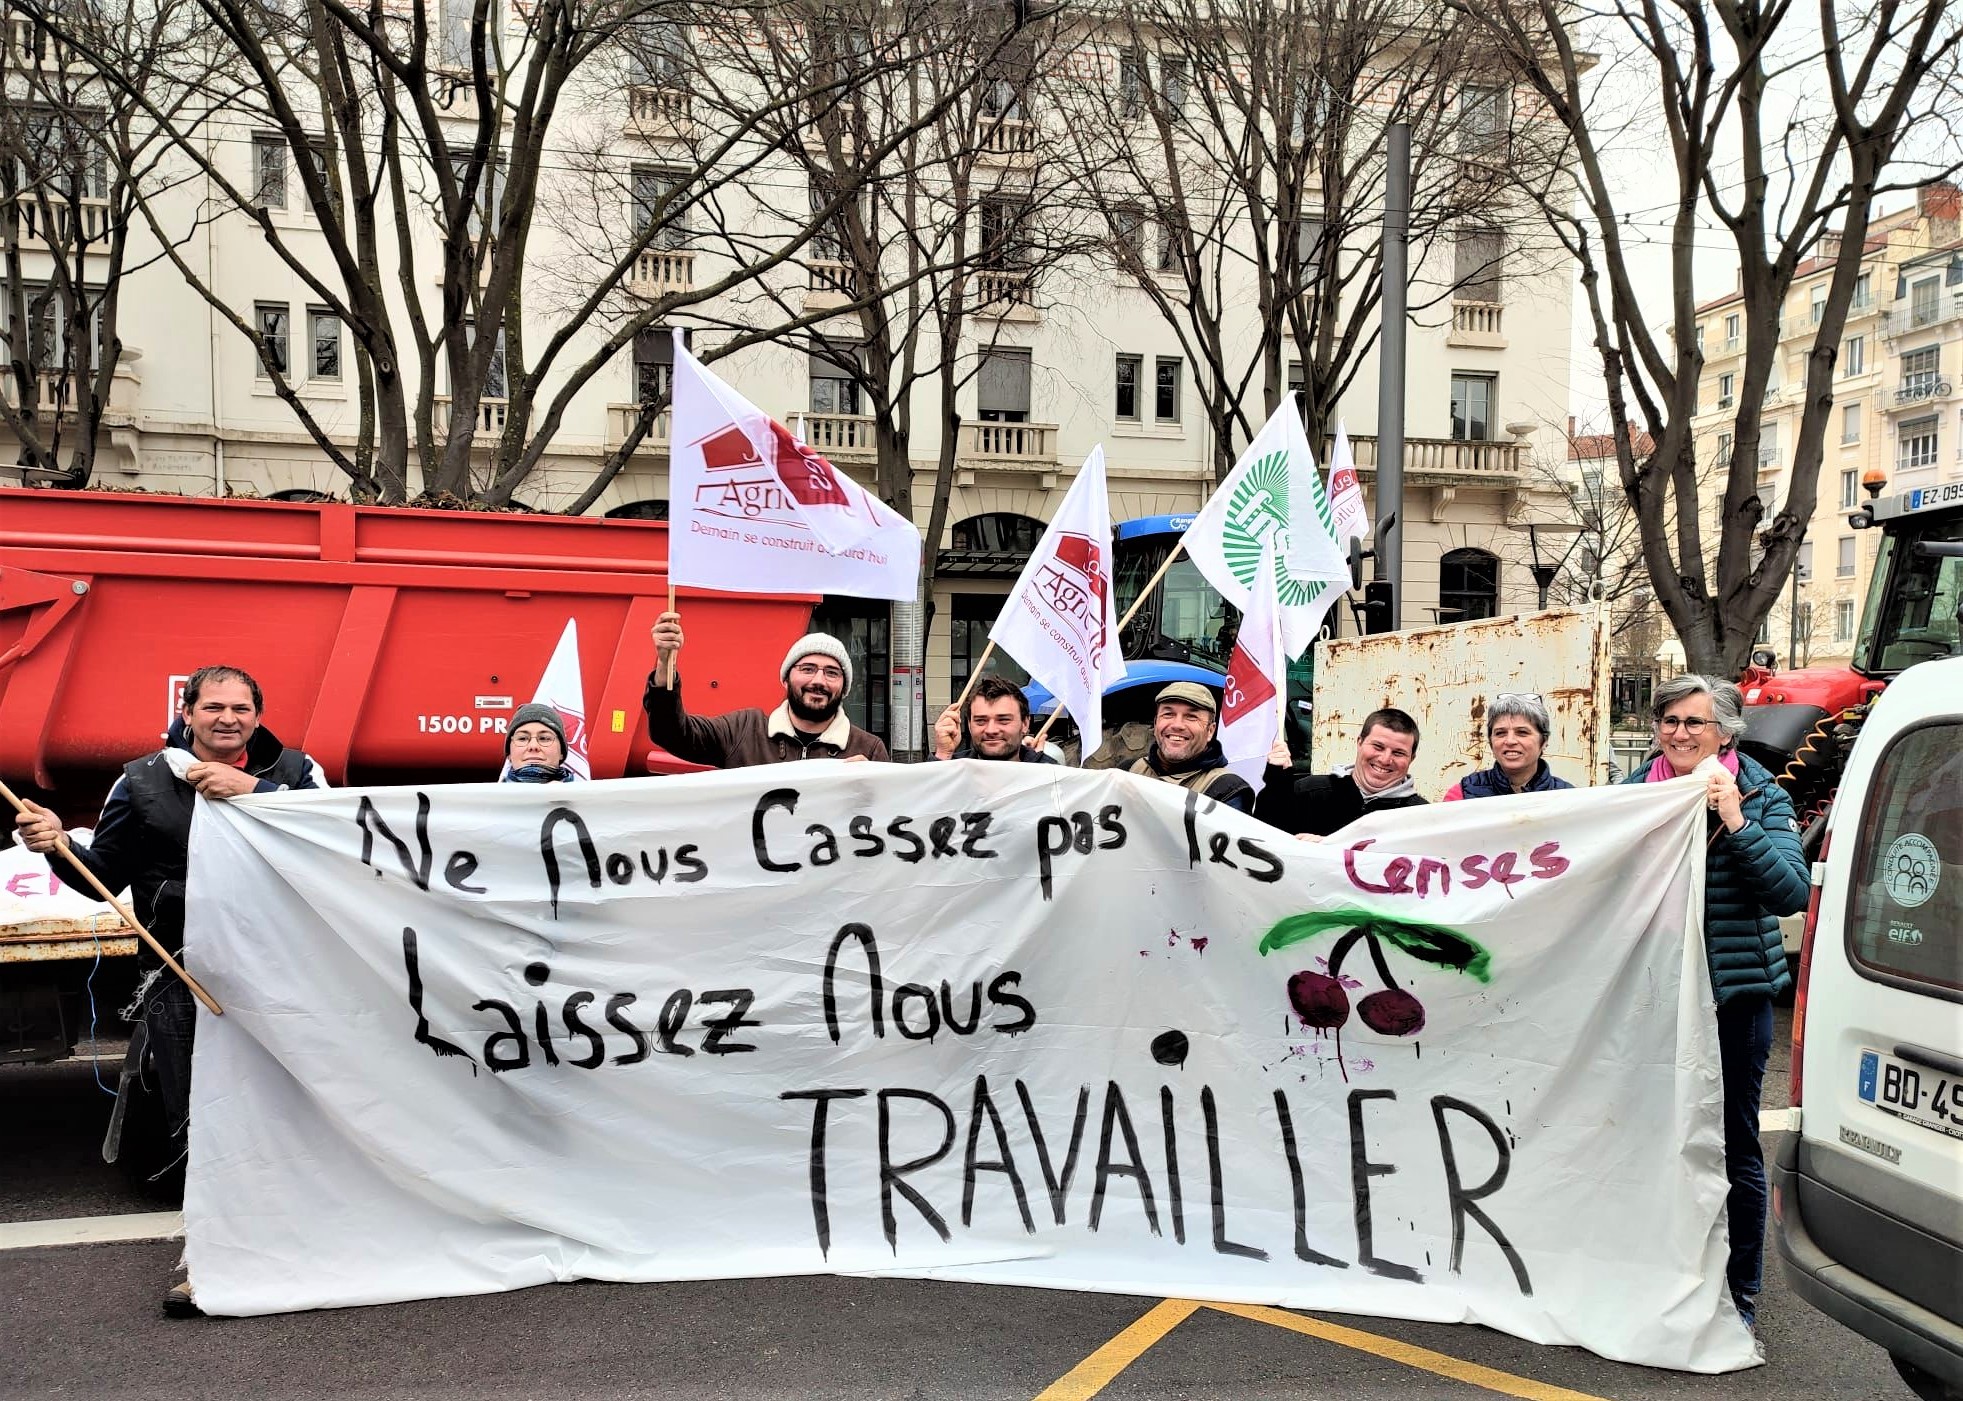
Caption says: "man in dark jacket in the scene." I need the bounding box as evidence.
[12,664,323,1317]
[931,676,1058,764]
[1257,707,1427,837]
[645,612,889,767]
[1127,682,1253,812]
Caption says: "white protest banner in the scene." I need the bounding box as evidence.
[1328,421,1369,550]
[183,769,1756,1373]
[987,447,1126,754]
[501,619,591,780]
[0,828,120,929]
[1183,398,1350,659]
[667,337,921,601]
[1219,539,1284,786]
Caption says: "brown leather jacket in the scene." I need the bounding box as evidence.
[643,671,889,768]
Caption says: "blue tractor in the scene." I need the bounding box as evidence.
[1024,514,1321,766]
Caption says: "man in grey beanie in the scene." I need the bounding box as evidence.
[643,610,889,767]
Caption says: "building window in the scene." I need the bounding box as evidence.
[252,133,287,210]
[1694,323,1706,352]
[1449,372,1495,441]
[1842,335,1864,376]
[978,347,1032,423]
[1716,431,1733,465]
[809,598,889,742]
[1909,275,1941,327]
[439,0,473,68]
[604,499,669,520]
[1837,535,1856,577]
[1717,371,1735,404]
[1157,220,1180,273]
[1839,468,1856,510]
[1438,547,1499,621]
[1901,345,1941,396]
[1834,598,1855,642]
[634,326,681,403]
[1898,414,1938,470]
[633,166,688,247]
[1159,57,1188,112]
[809,343,861,416]
[1458,85,1504,152]
[309,307,340,381]
[1796,540,1813,580]
[255,302,289,378]
[624,14,688,86]
[1453,226,1504,302]
[1110,205,1145,264]
[1841,403,1861,444]
[951,594,1031,697]
[1118,48,1145,119]
[978,198,1026,269]
[1723,312,1740,347]
[1114,353,1141,421]
[1852,271,1872,309]
[1809,283,1827,324]
[1153,356,1181,423]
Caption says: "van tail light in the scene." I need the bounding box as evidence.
[1791,829,1832,1108]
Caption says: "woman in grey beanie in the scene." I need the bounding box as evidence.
[501,702,578,783]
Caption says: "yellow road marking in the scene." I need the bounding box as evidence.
[1030,1297,1202,1401]
[1205,1300,1615,1401]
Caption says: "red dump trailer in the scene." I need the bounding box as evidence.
[0,487,816,1065]
[0,487,817,815]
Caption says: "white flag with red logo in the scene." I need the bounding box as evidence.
[530,617,591,780]
[988,447,1127,757]
[667,336,921,601]
[1218,538,1285,786]
[1327,421,1369,550]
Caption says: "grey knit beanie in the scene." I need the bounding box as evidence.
[780,632,853,693]
[507,702,568,757]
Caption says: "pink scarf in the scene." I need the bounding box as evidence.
[1644,748,1740,782]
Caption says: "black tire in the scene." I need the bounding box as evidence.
[1891,1354,1963,1401]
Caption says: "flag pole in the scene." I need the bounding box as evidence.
[660,580,677,689]
[1111,538,1187,637]
[1030,702,1067,749]
[951,641,998,713]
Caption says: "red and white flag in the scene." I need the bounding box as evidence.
[501,618,592,780]
[1219,538,1285,785]
[667,336,921,601]
[988,447,1127,758]
[1327,421,1369,550]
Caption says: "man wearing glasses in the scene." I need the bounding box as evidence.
[644,614,889,767]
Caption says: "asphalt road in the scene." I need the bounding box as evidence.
[0,1008,1922,1401]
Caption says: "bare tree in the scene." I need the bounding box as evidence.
[1457,0,1963,675]
[1055,0,1549,475]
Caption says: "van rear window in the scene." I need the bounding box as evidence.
[1846,720,1963,998]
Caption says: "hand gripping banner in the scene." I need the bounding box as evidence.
[181,767,1756,1372]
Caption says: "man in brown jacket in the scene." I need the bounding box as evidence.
[644,611,889,767]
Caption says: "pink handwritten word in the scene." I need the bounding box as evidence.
[1341,838,1569,899]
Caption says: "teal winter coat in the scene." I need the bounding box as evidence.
[1622,750,1808,1004]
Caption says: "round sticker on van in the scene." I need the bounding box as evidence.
[1882,833,1940,909]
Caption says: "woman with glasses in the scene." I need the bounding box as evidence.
[1623,672,1809,1332]
[1440,692,1573,800]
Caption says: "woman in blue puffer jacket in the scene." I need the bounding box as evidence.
[1622,673,1809,1330]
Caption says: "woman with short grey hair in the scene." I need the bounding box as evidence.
[1440,692,1574,800]
[1621,671,1808,1331]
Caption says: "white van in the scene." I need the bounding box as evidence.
[1774,654,1963,1400]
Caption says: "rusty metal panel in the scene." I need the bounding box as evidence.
[0,923,136,961]
[1310,607,1613,800]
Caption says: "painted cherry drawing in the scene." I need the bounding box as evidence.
[1263,910,1491,1066]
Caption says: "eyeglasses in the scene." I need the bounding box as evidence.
[1658,715,1712,733]
[1494,691,1544,707]
[790,663,846,682]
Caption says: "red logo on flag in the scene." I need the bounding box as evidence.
[691,423,857,525]
[1032,531,1109,666]
[1222,640,1276,723]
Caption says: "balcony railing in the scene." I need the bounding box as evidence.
[8,195,109,246]
[798,412,877,459]
[1447,299,1504,347]
[431,395,510,441]
[630,248,695,296]
[1894,378,1954,407]
[1882,296,1963,335]
[807,259,862,299]
[978,117,1035,158]
[627,84,692,128]
[1,369,86,416]
[974,268,1036,317]
[6,13,69,65]
[606,405,671,451]
[959,419,1057,464]
[1333,432,1529,480]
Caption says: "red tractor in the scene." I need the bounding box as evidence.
[1738,476,1963,855]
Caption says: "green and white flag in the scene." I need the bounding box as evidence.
[1183,396,1349,658]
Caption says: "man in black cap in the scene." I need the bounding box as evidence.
[500,703,579,783]
[1126,681,1253,812]
[644,611,889,767]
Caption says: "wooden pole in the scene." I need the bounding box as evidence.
[1030,703,1067,750]
[950,640,998,714]
[1111,537,1188,637]
[0,778,223,1016]
[659,580,678,689]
